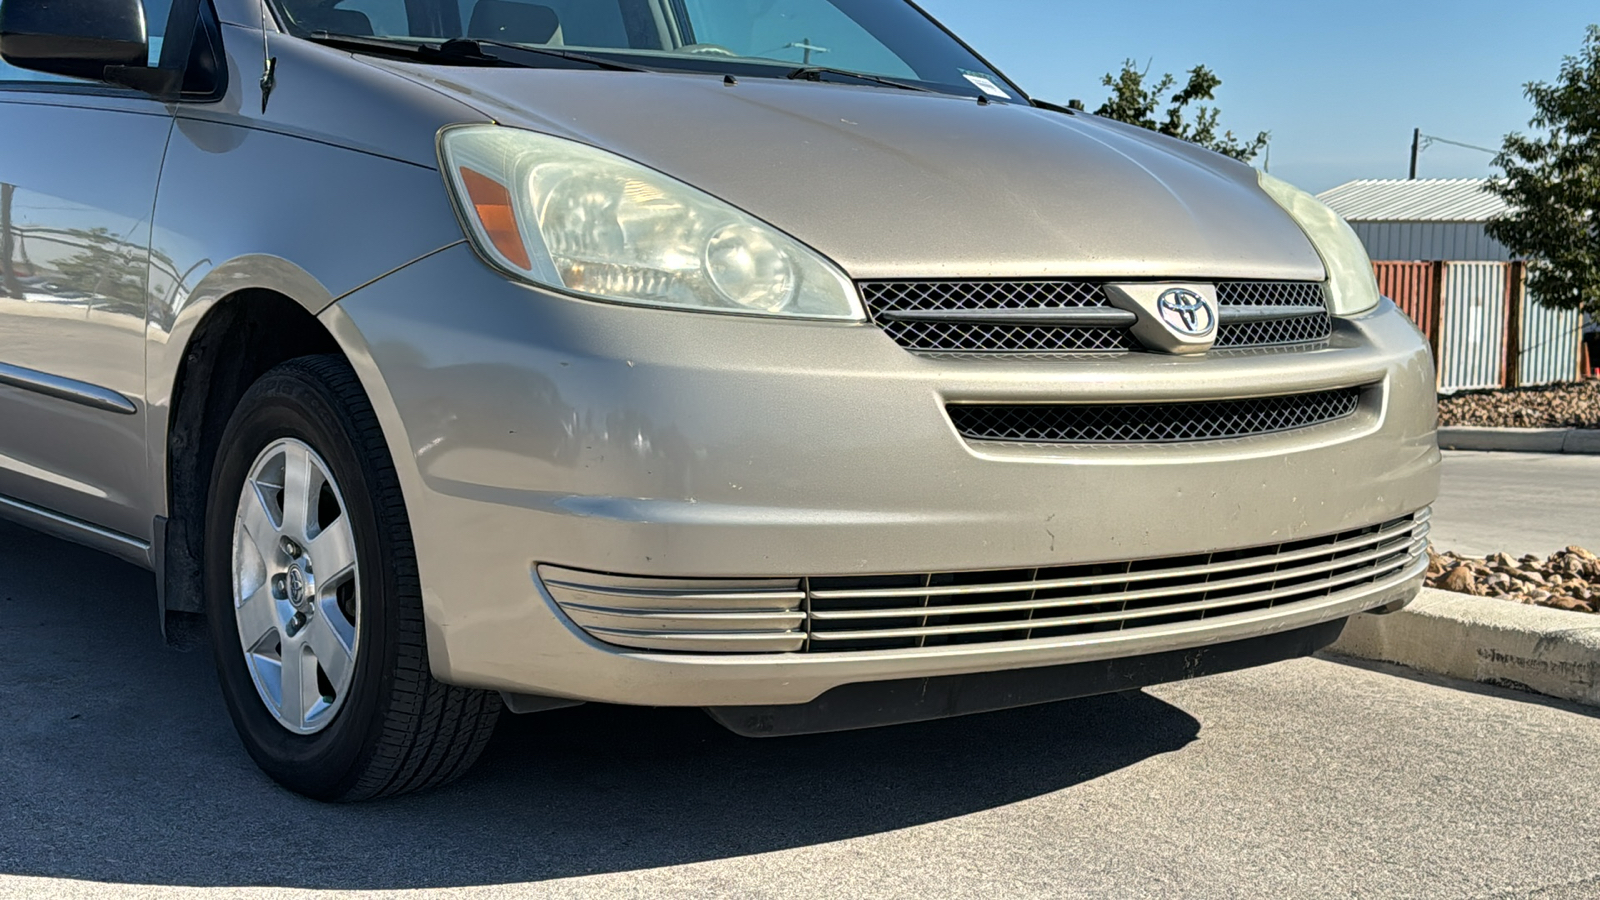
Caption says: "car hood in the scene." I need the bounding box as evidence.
[378,63,1325,282]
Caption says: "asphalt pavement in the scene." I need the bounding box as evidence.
[2,510,1599,899]
[1428,450,1600,558]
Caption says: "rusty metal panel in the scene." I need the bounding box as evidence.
[1439,262,1509,392]
[1373,261,1437,338]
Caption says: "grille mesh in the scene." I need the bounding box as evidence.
[864,280,1104,311]
[947,387,1362,444]
[1215,281,1327,307]
[1216,315,1333,348]
[884,321,1137,353]
[1214,281,1333,346]
[866,281,1134,353]
[860,280,1331,353]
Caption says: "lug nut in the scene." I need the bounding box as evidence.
[286,612,306,637]
[281,538,301,558]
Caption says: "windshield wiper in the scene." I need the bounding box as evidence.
[1031,98,1082,115]
[446,38,653,73]
[786,66,937,94]
[304,33,504,65]
[302,33,651,73]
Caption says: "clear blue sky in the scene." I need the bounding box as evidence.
[918,0,1596,193]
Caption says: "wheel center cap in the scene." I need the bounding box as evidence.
[287,565,310,612]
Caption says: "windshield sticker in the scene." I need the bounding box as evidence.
[961,71,1010,99]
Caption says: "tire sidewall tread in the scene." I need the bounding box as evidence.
[204,354,498,802]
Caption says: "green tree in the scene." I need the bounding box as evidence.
[54,226,146,312]
[1095,60,1269,162]
[1485,25,1600,317]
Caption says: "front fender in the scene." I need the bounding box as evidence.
[145,120,466,518]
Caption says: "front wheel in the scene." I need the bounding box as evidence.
[204,355,499,801]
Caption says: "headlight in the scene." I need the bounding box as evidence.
[439,125,863,321]
[1257,172,1381,317]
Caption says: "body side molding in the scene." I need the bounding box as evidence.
[0,362,138,414]
[0,491,151,566]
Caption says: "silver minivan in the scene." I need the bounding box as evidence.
[0,0,1439,800]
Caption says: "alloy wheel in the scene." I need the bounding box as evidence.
[231,438,361,735]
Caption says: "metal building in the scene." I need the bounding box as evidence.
[1318,178,1585,388]
[1317,178,1511,262]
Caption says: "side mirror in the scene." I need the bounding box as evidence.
[0,0,149,82]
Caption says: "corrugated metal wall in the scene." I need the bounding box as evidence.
[1439,262,1508,391]
[1519,294,1582,386]
[1374,261,1436,336]
[1350,221,1512,262]
[1362,220,1588,388]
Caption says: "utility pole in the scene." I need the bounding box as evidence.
[0,183,18,300]
[1409,127,1421,180]
[786,38,828,66]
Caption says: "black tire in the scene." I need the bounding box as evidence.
[204,354,499,801]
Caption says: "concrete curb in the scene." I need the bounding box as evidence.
[1438,426,1600,454]
[1329,587,1600,707]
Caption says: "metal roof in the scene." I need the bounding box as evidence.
[1316,179,1508,223]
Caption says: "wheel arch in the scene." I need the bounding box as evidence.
[157,282,346,638]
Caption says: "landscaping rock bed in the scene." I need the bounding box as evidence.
[1439,380,1600,429]
[1426,546,1600,613]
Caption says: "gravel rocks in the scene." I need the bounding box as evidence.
[1439,380,1600,429]
[1426,545,1600,614]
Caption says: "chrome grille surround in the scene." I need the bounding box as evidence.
[859,280,1332,353]
[541,509,1429,655]
[947,387,1363,444]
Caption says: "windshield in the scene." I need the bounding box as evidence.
[272,0,1022,100]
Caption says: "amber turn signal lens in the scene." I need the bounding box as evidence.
[458,167,531,270]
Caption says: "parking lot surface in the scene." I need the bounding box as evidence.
[1430,450,1600,558]
[2,516,1598,899]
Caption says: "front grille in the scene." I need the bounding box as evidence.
[860,280,1331,353]
[947,387,1363,444]
[884,320,1137,353]
[541,509,1430,655]
[805,512,1428,652]
[1215,315,1334,348]
[865,280,1106,312]
[866,281,1137,353]
[1214,281,1327,307]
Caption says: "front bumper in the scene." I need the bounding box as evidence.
[325,244,1439,706]
[707,616,1353,736]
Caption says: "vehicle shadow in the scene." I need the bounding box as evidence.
[0,520,1200,890]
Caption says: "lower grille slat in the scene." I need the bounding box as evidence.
[947,387,1363,445]
[808,538,1423,641]
[541,510,1431,655]
[808,532,1426,622]
[580,628,808,654]
[807,516,1421,602]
